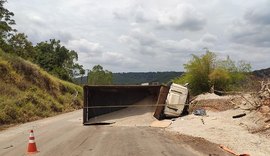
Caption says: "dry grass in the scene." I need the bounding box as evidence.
[0,50,83,126]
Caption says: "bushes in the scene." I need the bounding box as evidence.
[174,50,251,95]
[209,68,230,91]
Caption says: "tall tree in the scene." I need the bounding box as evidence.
[35,39,83,81]
[0,0,16,50]
[72,63,85,83]
[79,67,85,83]
[88,65,112,85]
[7,33,36,61]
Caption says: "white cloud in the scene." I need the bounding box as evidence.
[114,5,151,23]
[244,7,270,25]
[119,28,217,55]
[67,39,103,55]
[113,2,206,31]
[227,6,270,47]
[157,3,206,31]
[6,0,270,71]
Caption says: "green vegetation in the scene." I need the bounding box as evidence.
[6,33,36,61]
[88,65,113,85]
[0,1,84,82]
[0,0,16,49]
[34,39,84,81]
[0,0,84,126]
[0,50,83,125]
[4,35,85,82]
[174,50,251,95]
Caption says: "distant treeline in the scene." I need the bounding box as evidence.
[74,72,183,85]
[253,68,270,78]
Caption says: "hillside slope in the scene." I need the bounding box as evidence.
[253,68,270,78]
[0,50,83,125]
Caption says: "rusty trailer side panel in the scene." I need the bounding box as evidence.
[83,85,163,125]
[153,86,170,120]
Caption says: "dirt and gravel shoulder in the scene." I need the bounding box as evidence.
[164,130,234,156]
[167,93,270,156]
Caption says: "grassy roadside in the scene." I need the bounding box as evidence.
[0,50,83,127]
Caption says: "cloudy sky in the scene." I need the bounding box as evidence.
[6,0,270,72]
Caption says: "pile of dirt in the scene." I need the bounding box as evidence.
[195,93,231,101]
[191,92,270,134]
[189,93,236,112]
[257,80,270,116]
[259,102,270,116]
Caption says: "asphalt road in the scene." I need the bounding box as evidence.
[0,104,231,156]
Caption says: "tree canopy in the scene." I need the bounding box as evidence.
[0,0,15,37]
[0,0,16,50]
[7,33,36,61]
[88,65,113,85]
[35,39,83,81]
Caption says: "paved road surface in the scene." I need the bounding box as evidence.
[0,98,231,156]
[0,110,200,156]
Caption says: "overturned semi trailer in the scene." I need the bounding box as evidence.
[83,84,188,125]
